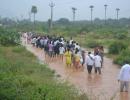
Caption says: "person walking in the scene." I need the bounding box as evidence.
[81,50,85,66]
[99,46,104,67]
[64,48,72,67]
[118,61,130,92]
[85,52,94,74]
[59,44,65,62]
[74,48,81,70]
[94,53,102,74]
[94,46,99,56]
[48,41,53,59]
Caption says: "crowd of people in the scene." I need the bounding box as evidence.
[22,32,130,92]
[22,32,104,74]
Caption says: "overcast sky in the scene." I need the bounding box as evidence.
[0,0,130,21]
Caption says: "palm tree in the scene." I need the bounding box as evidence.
[72,7,77,22]
[104,4,108,24]
[31,6,37,24]
[89,5,94,24]
[116,8,120,20]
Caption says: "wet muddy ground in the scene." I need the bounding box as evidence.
[23,41,130,100]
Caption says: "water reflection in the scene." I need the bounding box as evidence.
[87,74,102,87]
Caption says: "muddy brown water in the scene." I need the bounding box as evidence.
[22,41,130,100]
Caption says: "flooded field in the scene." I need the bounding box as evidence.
[24,42,130,100]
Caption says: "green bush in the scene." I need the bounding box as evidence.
[114,33,127,39]
[114,49,130,66]
[0,28,20,46]
[86,40,100,48]
[108,41,127,54]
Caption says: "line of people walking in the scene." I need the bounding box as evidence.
[23,32,104,74]
[22,32,130,93]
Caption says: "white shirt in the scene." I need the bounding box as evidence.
[69,40,73,45]
[118,64,130,81]
[85,54,94,66]
[44,39,48,46]
[61,38,64,41]
[54,40,59,46]
[31,38,37,44]
[94,55,102,67]
[40,39,44,45]
[75,45,80,50]
[24,32,28,38]
[59,47,65,54]
[60,41,64,45]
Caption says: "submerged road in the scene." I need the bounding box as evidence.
[23,40,130,100]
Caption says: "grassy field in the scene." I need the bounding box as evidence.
[0,46,88,100]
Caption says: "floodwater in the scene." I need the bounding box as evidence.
[23,40,130,100]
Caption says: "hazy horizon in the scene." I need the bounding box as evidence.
[0,0,130,21]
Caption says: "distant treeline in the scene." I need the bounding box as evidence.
[0,17,130,26]
[0,17,130,34]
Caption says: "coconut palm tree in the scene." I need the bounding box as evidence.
[104,4,108,24]
[31,6,37,24]
[72,7,77,22]
[89,5,94,24]
[116,8,120,20]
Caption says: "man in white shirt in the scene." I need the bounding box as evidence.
[94,53,102,74]
[23,32,28,44]
[31,37,37,46]
[75,43,80,50]
[85,52,94,74]
[59,45,65,62]
[69,37,73,45]
[118,61,130,92]
[40,38,44,49]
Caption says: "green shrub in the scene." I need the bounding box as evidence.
[108,41,127,54]
[114,49,130,66]
[114,33,127,39]
[86,40,100,48]
[0,29,20,46]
